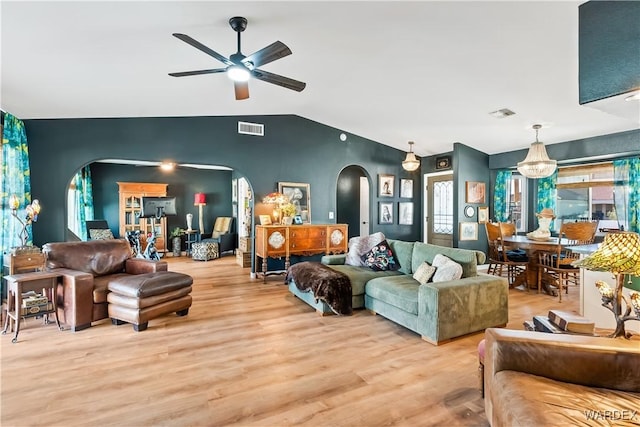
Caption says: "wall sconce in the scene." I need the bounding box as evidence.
[402,141,420,171]
[194,193,206,234]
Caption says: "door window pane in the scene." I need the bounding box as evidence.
[433,180,453,234]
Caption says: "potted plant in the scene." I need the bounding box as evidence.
[169,227,185,256]
[280,202,297,225]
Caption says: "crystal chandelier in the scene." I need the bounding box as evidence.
[517,124,557,179]
[402,141,420,171]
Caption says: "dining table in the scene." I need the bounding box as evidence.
[501,235,573,295]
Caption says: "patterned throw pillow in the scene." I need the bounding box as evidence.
[431,254,463,283]
[89,229,114,240]
[361,239,400,271]
[344,232,386,266]
[413,261,437,285]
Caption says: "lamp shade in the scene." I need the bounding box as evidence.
[402,141,420,171]
[517,124,557,179]
[262,192,289,205]
[573,232,640,276]
[194,193,206,205]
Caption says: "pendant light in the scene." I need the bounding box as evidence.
[517,124,557,178]
[402,141,420,171]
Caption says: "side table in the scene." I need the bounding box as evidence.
[184,230,201,256]
[2,250,45,324]
[2,271,63,343]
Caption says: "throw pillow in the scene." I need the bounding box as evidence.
[89,228,114,240]
[431,254,463,283]
[412,261,437,285]
[361,239,400,271]
[344,232,386,266]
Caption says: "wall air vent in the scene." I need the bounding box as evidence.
[238,121,265,136]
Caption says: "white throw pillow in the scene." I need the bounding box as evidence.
[413,261,436,285]
[344,232,386,266]
[431,254,463,283]
[89,228,114,240]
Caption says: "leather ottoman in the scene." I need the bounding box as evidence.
[191,241,219,261]
[107,271,193,331]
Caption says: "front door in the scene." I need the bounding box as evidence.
[426,173,454,247]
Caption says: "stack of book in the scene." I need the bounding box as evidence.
[21,291,51,316]
[532,310,595,335]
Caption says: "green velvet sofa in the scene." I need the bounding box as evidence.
[288,239,509,345]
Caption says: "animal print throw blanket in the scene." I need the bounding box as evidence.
[286,261,352,315]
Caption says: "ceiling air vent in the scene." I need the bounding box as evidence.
[238,121,265,136]
[488,108,515,119]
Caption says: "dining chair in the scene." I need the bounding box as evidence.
[498,222,529,288]
[484,222,507,279]
[537,221,598,301]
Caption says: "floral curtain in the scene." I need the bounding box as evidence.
[74,166,94,240]
[493,169,512,221]
[1,112,32,262]
[536,170,557,231]
[613,157,640,233]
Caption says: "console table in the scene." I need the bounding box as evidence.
[255,224,348,282]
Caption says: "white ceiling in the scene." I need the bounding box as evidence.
[2,1,638,157]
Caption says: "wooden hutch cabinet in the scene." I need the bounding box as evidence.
[117,182,168,253]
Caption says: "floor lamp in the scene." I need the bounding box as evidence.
[194,193,206,234]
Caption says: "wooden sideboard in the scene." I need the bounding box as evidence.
[255,224,348,282]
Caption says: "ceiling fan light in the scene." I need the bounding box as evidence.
[402,141,420,171]
[517,125,557,179]
[227,65,250,82]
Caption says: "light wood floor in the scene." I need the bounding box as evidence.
[1,256,580,427]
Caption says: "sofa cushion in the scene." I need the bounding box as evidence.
[89,228,115,240]
[366,275,420,315]
[43,239,131,276]
[361,240,400,271]
[387,239,415,275]
[327,264,402,296]
[411,242,477,278]
[431,254,463,283]
[93,273,130,303]
[413,261,436,285]
[344,232,385,266]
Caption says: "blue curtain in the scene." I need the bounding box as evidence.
[493,170,512,221]
[536,170,557,231]
[74,166,94,240]
[613,157,640,233]
[1,112,32,261]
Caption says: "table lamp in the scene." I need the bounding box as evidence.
[573,232,640,339]
[262,192,289,225]
[9,194,41,252]
[194,193,206,234]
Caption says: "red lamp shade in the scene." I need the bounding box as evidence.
[194,193,206,205]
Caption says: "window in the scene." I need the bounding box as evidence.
[433,180,453,234]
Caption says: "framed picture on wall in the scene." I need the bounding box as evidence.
[278,182,311,223]
[460,222,478,241]
[378,174,395,197]
[465,181,486,204]
[400,179,413,198]
[379,202,393,224]
[399,202,413,225]
[478,206,489,224]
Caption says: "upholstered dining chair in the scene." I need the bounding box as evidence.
[498,222,529,288]
[201,217,237,256]
[537,220,598,301]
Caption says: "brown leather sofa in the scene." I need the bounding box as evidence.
[43,239,167,331]
[484,328,640,426]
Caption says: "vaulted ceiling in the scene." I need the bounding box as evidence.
[2,1,638,157]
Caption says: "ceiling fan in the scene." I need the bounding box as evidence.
[169,16,306,100]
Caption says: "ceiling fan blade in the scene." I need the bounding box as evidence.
[168,68,226,77]
[252,69,306,92]
[235,81,249,100]
[172,33,233,66]
[242,41,292,68]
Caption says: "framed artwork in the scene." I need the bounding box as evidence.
[379,202,393,224]
[465,181,486,204]
[400,179,413,198]
[259,215,272,225]
[378,174,395,197]
[460,222,478,241]
[478,206,489,224]
[435,156,451,170]
[399,202,413,225]
[278,182,311,223]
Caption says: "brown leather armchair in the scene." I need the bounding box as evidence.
[484,328,640,426]
[43,239,167,331]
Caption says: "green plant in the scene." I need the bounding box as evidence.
[169,227,185,238]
